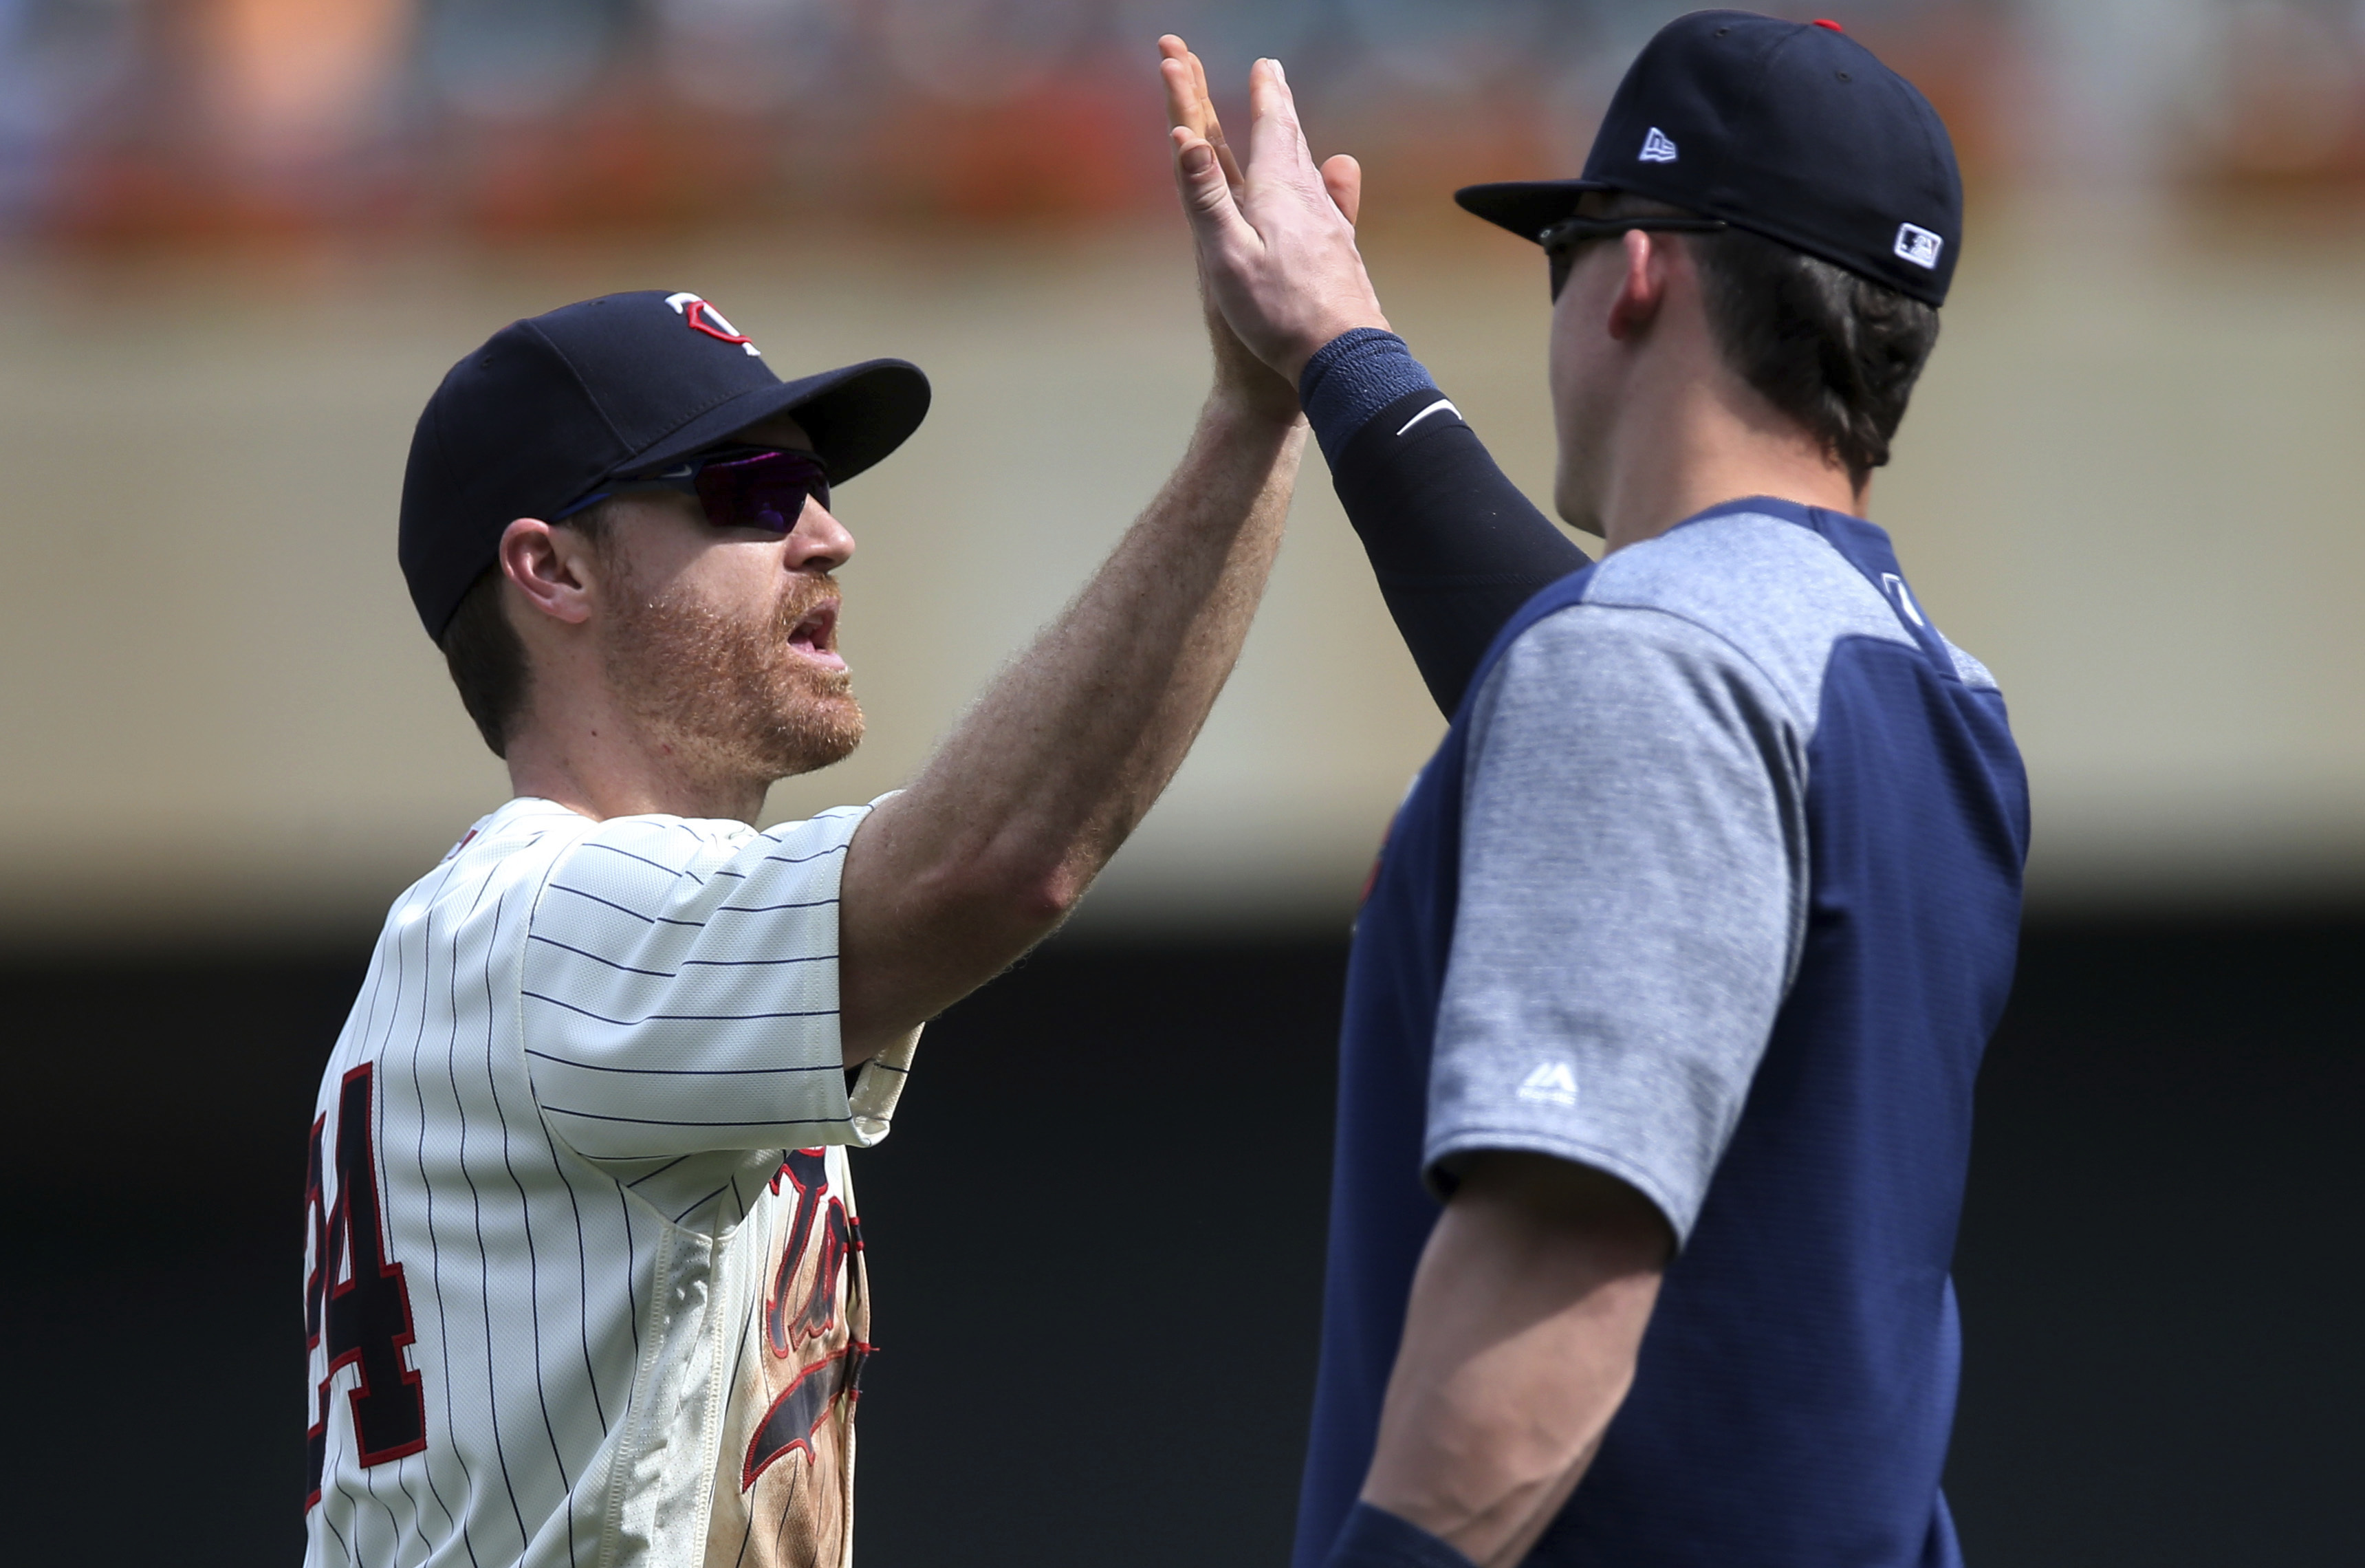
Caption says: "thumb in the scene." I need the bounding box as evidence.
[1321,153,1362,227]
[1172,126,1249,233]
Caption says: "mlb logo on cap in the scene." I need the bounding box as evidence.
[1893,224,1944,270]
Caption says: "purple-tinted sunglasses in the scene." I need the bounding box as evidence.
[555,444,830,534]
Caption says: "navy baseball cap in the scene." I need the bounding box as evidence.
[1457,12,1962,306]
[398,290,930,641]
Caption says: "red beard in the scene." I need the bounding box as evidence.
[602,567,864,787]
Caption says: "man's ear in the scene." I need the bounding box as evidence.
[499,518,596,627]
[1605,228,1670,342]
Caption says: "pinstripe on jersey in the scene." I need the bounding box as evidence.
[303,796,916,1568]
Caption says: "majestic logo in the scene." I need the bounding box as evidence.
[1639,127,1679,164]
[664,291,763,356]
[1516,1060,1580,1108]
[1893,223,1944,270]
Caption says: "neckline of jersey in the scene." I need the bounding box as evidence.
[1673,493,1865,534]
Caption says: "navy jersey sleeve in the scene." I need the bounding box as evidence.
[1300,329,1590,713]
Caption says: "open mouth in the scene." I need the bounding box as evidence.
[785,600,845,672]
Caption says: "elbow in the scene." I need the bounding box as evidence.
[1006,861,1090,930]
[920,847,1089,946]
[968,819,1100,928]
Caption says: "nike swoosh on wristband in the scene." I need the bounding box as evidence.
[1395,398,1462,437]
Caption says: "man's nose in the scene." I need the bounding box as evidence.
[787,499,855,574]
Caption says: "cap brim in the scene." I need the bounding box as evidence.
[1454,179,1615,243]
[624,358,931,483]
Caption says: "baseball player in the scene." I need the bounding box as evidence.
[302,279,1307,1565]
[1166,14,2022,1568]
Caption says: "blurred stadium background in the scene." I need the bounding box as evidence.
[0,1,2357,1563]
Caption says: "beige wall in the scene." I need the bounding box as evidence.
[3,206,2362,943]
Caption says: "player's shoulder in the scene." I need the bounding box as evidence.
[1538,505,1908,709]
[451,796,594,857]
[391,799,879,931]
[531,800,880,935]
[355,801,592,968]
[1580,508,1890,637]
[565,801,873,879]
[390,796,589,899]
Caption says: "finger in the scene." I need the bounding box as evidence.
[1320,153,1362,226]
[1159,36,1213,146]
[1159,53,1201,135]
[1170,124,1254,240]
[1188,48,1246,192]
[1245,58,1324,196]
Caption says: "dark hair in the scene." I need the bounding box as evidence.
[1601,193,1941,488]
[437,501,618,759]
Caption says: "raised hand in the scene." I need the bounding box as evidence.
[1154,36,1298,422]
[1158,37,1388,386]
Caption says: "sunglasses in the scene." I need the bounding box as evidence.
[554,445,831,534]
[1541,213,1729,301]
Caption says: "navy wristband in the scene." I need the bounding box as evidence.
[1322,1503,1478,1568]
[1300,329,1438,468]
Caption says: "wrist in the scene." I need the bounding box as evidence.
[1298,328,1437,469]
[1280,312,1391,386]
[1203,378,1308,435]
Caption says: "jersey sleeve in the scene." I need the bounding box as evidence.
[521,802,882,1162]
[1426,605,1808,1244]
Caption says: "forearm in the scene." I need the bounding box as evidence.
[1302,331,1589,714]
[1358,1155,1667,1568]
[840,393,1304,1048]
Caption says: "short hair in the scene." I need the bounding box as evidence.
[1601,193,1941,488]
[438,501,619,759]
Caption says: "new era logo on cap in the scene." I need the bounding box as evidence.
[1893,223,1944,270]
[1639,126,1679,163]
[665,292,761,356]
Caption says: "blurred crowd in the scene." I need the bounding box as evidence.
[1,0,2363,245]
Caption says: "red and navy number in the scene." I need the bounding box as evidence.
[303,1063,427,1508]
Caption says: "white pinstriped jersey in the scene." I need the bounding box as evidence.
[303,796,917,1568]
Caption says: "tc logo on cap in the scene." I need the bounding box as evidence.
[1639,126,1679,163]
[664,292,762,357]
[1893,224,1944,270]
